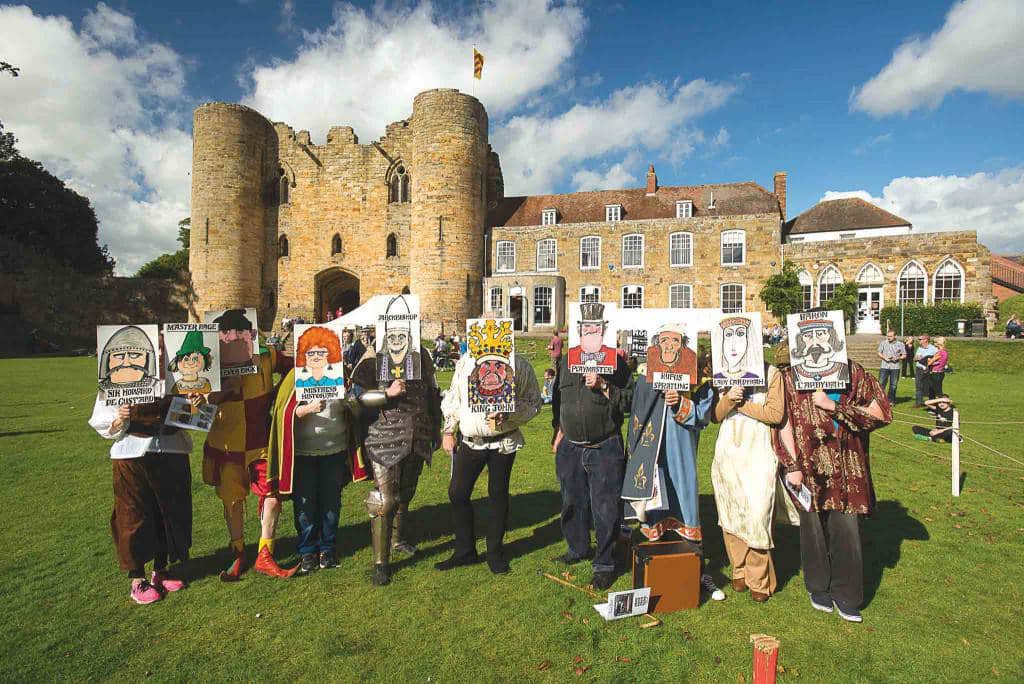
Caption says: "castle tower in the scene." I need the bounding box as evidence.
[189,103,277,321]
[409,89,489,337]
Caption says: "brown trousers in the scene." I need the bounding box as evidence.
[723,530,777,595]
[111,452,193,572]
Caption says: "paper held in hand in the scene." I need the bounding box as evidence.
[593,587,651,621]
[164,396,218,432]
[780,474,812,512]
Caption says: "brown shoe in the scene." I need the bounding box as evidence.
[731,578,748,593]
[751,591,770,603]
[253,546,299,578]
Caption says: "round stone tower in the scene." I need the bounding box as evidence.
[410,89,489,337]
[189,103,277,320]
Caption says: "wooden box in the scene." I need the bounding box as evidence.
[632,540,700,613]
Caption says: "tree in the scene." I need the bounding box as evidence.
[135,217,190,279]
[824,281,860,333]
[759,261,804,319]
[0,61,19,78]
[0,121,115,274]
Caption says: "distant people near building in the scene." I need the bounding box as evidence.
[541,368,555,404]
[928,337,949,398]
[342,329,366,375]
[1006,315,1023,339]
[548,330,563,366]
[913,334,938,407]
[914,395,956,442]
[901,336,916,378]
[336,306,343,320]
[876,330,906,403]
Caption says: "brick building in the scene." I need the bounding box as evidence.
[188,90,993,337]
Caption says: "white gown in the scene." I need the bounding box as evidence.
[711,366,798,550]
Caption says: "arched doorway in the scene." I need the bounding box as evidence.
[315,268,360,322]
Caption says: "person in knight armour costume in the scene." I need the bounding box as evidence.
[350,332,441,586]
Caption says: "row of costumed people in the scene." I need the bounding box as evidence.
[88,297,891,625]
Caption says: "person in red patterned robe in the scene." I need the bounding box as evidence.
[773,350,891,623]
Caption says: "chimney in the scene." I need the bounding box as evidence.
[774,171,787,221]
[646,164,657,195]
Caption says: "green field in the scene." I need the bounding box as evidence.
[2,340,1023,682]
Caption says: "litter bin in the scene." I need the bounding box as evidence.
[955,319,968,337]
[970,318,987,337]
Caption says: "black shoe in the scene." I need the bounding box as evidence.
[434,552,482,571]
[392,541,418,556]
[371,563,391,586]
[487,554,510,575]
[553,551,592,565]
[319,550,338,570]
[296,553,318,575]
[591,571,616,591]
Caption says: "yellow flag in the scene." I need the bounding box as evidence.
[473,48,484,80]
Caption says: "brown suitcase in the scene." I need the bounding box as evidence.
[632,540,701,613]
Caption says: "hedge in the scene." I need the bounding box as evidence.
[879,303,983,336]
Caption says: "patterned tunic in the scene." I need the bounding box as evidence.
[773,361,892,515]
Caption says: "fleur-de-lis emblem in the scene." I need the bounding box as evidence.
[634,463,647,491]
[641,422,655,447]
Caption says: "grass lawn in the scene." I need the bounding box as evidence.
[2,339,1023,681]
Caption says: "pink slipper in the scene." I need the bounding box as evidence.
[152,571,187,593]
[131,579,163,605]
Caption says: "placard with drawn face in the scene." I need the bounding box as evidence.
[568,301,618,374]
[644,319,698,391]
[711,312,765,388]
[163,323,221,396]
[786,310,851,390]
[96,324,162,406]
[375,294,421,383]
[466,318,515,413]
[204,308,259,376]
[294,323,346,402]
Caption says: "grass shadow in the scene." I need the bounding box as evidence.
[861,499,929,607]
[0,429,64,438]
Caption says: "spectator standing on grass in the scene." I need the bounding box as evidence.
[913,334,938,407]
[901,336,915,378]
[928,337,949,398]
[913,395,956,443]
[548,330,563,367]
[876,329,905,403]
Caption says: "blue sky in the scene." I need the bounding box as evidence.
[2,0,1022,272]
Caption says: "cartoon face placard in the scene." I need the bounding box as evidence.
[375,294,422,383]
[204,308,259,376]
[294,323,345,402]
[467,318,515,413]
[568,301,618,374]
[163,323,221,396]
[786,310,851,390]
[645,319,698,391]
[96,324,162,406]
[711,312,765,388]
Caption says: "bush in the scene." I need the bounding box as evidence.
[879,303,982,336]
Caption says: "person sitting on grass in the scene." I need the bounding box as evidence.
[1005,315,1022,340]
[913,395,957,443]
[541,368,555,404]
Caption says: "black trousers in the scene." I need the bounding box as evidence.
[797,509,863,609]
[448,443,516,559]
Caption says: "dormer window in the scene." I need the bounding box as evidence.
[541,208,557,226]
[675,200,693,219]
[605,204,622,222]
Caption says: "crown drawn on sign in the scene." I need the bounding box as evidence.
[468,319,513,358]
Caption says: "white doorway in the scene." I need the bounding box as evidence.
[857,287,883,334]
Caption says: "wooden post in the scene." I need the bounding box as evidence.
[951,409,961,497]
[751,634,780,684]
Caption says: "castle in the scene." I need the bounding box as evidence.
[189,89,992,336]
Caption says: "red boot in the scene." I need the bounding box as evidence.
[219,551,247,582]
[254,546,299,578]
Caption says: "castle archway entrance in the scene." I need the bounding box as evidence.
[315,268,360,322]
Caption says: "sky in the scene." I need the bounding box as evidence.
[1,0,1022,274]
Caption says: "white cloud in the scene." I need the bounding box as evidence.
[852,0,1024,116]
[0,3,192,274]
[571,152,641,192]
[822,167,1024,253]
[494,79,737,195]
[243,0,586,141]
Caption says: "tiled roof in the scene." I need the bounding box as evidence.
[783,197,911,236]
[488,181,780,228]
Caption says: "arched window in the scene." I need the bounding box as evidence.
[580,285,601,303]
[721,229,745,265]
[898,261,927,304]
[622,234,644,268]
[818,265,842,305]
[389,164,410,204]
[279,171,289,205]
[856,263,883,284]
[386,233,398,258]
[933,258,964,303]
[331,233,342,256]
[621,285,644,309]
[496,241,515,272]
[401,173,411,203]
[669,284,692,308]
[580,236,601,270]
[669,232,692,267]
[798,270,813,310]
[720,283,744,313]
[278,234,289,258]
[489,287,504,314]
[536,238,557,271]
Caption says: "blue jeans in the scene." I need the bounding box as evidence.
[878,368,899,402]
[292,452,350,555]
[555,435,626,573]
